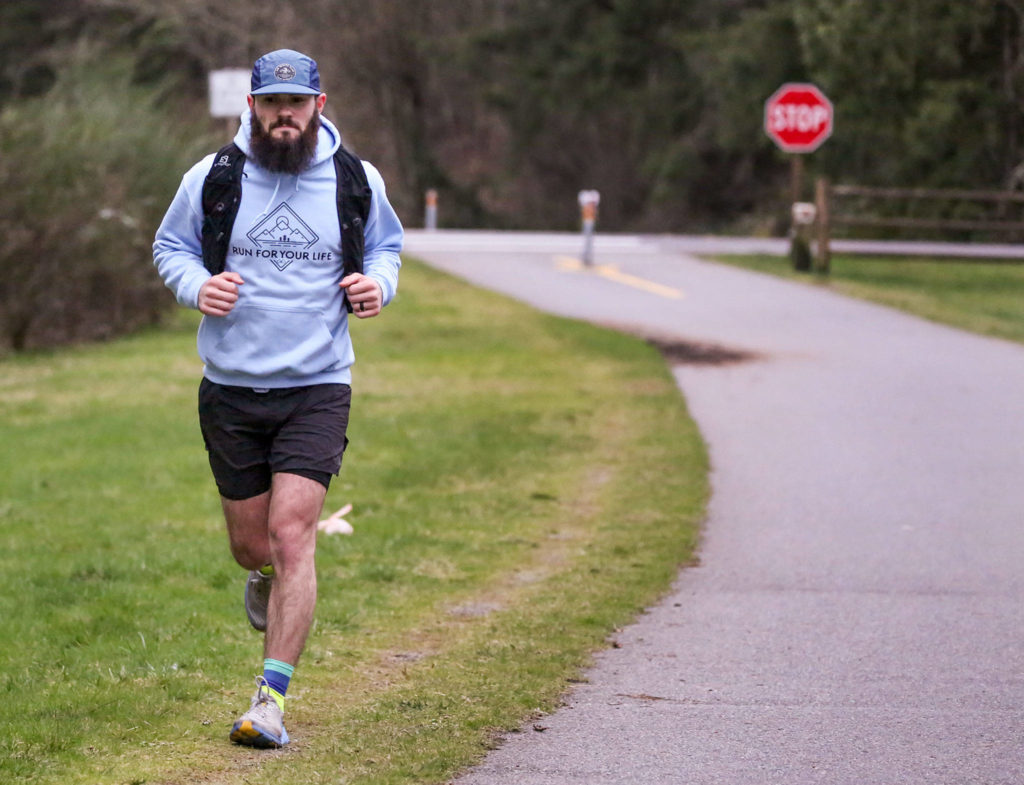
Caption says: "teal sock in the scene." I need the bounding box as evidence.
[263,658,294,711]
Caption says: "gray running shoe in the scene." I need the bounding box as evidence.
[230,677,289,748]
[244,569,272,632]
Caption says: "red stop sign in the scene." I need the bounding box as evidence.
[764,83,833,153]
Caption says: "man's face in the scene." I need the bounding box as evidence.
[247,92,327,174]
[249,93,325,139]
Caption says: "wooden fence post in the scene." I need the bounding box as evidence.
[815,177,831,274]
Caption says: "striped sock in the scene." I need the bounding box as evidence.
[262,658,294,712]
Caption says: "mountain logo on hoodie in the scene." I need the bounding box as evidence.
[246,203,320,270]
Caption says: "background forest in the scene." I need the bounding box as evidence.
[1,0,1022,351]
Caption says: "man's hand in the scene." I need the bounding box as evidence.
[340,273,383,318]
[198,272,244,316]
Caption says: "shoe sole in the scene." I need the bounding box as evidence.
[230,719,289,748]
[246,607,268,632]
[245,572,270,632]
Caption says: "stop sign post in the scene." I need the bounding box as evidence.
[765,83,833,200]
[764,83,834,273]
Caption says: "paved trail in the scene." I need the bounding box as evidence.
[404,231,1024,784]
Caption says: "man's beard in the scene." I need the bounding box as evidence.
[249,111,320,174]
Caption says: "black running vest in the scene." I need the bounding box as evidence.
[200,142,372,310]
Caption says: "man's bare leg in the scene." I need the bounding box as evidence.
[221,473,326,663]
[263,473,326,664]
[223,473,324,748]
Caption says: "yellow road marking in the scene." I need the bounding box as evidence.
[554,255,586,271]
[554,255,684,300]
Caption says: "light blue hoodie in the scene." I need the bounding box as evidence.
[153,110,403,388]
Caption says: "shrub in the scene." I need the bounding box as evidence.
[0,51,210,353]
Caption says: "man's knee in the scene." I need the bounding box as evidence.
[228,537,268,571]
[267,514,318,572]
[266,473,325,570]
[222,491,272,570]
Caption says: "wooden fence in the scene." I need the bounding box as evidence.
[811,180,1024,272]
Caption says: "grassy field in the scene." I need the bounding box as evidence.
[0,258,707,784]
[713,253,1024,345]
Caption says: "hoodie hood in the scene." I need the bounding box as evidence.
[233,108,341,169]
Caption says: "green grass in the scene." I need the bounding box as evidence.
[0,258,707,784]
[712,254,1024,345]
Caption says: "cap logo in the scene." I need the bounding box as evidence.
[274,64,296,81]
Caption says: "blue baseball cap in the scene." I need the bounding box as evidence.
[251,49,321,95]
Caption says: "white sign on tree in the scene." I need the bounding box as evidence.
[208,69,250,118]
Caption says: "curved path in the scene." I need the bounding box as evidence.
[404,231,1024,784]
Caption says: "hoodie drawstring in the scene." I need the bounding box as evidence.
[252,175,303,225]
[253,177,283,225]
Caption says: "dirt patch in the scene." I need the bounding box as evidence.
[646,337,762,366]
[448,601,503,619]
[598,320,763,366]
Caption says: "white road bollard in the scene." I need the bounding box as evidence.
[578,190,600,266]
[424,188,438,231]
[790,201,817,273]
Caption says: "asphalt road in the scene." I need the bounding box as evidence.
[403,230,1024,784]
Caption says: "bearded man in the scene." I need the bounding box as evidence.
[153,49,403,749]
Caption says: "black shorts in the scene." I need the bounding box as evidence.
[198,379,351,500]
